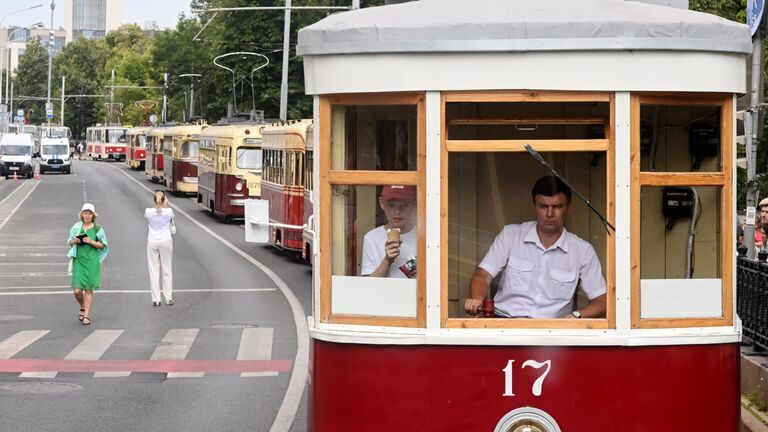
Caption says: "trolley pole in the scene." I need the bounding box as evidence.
[745,9,766,259]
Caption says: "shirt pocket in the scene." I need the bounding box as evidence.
[504,257,534,293]
[548,269,578,300]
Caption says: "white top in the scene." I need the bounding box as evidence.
[144,208,175,242]
[361,225,417,279]
[298,0,751,56]
[479,221,606,318]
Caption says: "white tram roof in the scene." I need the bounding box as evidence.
[298,0,752,94]
[298,0,750,56]
[262,120,313,151]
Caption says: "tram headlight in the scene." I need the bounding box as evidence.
[235,182,244,192]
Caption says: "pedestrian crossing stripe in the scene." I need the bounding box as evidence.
[0,328,289,378]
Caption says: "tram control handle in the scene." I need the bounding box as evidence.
[476,298,495,318]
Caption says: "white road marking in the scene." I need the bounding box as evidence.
[0,263,67,265]
[0,330,50,359]
[238,328,277,378]
[20,330,125,379]
[0,288,277,295]
[113,163,308,432]
[0,181,41,233]
[151,329,202,378]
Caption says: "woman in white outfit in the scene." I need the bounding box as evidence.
[145,190,175,306]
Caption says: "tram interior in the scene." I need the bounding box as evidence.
[326,100,723,320]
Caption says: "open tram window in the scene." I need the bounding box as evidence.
[329,184,419,319]
[632,94,733,328]
[442,93,613,328]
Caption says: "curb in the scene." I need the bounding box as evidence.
[743,397,768,432]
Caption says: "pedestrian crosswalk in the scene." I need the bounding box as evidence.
[0,327,289,379]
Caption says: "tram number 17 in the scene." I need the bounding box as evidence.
[502,359,551,397]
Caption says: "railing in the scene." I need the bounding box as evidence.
[738,253,768,350]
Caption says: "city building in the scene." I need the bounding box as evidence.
[64,0,124,43]
[0,26,66,78]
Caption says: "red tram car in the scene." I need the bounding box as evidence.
[302,124,315,263]
[261,120,311,253]
[126,126,149,170]
[295,1,749,431]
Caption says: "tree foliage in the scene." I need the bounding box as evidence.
[13,37,51,125]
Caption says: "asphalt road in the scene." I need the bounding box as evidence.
[0,160,312,432]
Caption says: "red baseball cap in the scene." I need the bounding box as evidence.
[380,185,416,203]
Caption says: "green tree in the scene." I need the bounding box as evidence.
[54,37,109,139]
[13,37,53,125]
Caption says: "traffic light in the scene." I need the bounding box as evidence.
[49,30,54,47]
[737,110,746,169]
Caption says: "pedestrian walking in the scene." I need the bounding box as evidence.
[145,190,175,307]
[67,203,109,325]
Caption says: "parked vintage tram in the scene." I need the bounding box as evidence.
[198,123,264,220]
[261,120,311,253]
[163,124,207,194]
[296,1,749,430]
[126,126,149,170]
[85,125,128,161]
[144,126,166,182]
[303,124,315,263]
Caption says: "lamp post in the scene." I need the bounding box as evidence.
[45,1,55,125]
[0,4,43,103]
[4,23,44,105]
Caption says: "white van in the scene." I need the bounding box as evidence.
[0,133,35,179]
[39,136,72,174]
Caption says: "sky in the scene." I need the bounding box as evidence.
[0,0,193,30]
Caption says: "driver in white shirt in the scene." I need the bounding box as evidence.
[464,176,606,319]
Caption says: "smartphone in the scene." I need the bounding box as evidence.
[75,234,88,241]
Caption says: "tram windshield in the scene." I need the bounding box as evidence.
[136,135,147,148]
[181,140,200,158]
[236,147,262,170]
[107,130,126,144]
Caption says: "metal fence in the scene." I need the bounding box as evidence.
[738,255,768,350]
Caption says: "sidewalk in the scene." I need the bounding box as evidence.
[742,346,768,431]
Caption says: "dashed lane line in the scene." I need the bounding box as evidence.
[0,288,278,295]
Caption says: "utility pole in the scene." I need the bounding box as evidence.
[60,75,65,125]
[162,73,168,123]
[745,1,766,259]
[45,0,55,125]
[280,0,292,121]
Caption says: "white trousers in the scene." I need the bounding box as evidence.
[147,239,173,302]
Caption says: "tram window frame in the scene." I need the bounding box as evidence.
[441,91,616,330]
[319,93,426,327]
[631,94,734,329]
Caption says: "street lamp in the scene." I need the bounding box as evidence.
[0,4,44,103]
[3,23,44,105]
[45,1,55,125]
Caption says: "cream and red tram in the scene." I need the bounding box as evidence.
[303,124,315,263]
[162,124,207,194]
[126,126,149,170]
[261,120,311,253]
[85,125,128,161]
[297,1,748,430]
[198,123,264,220]
[144,126,166,182]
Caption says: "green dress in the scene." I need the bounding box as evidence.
[71,226,101,291]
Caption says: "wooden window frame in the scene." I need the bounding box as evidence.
[630,94,734,329]
[319,93,427,327]
[441,91,616,330]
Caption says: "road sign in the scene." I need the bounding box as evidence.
[748,0,765,36]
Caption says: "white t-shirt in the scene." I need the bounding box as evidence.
[479,221,606,318]
[361,225,417,278]
[145,208,175,242]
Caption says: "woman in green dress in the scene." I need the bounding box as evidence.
[67,203,108,325]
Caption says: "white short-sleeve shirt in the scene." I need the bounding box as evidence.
[144,208,175,242]
[361,226,417,278]
[478,221,606,318]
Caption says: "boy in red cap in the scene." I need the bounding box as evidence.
[361,185,417,278]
